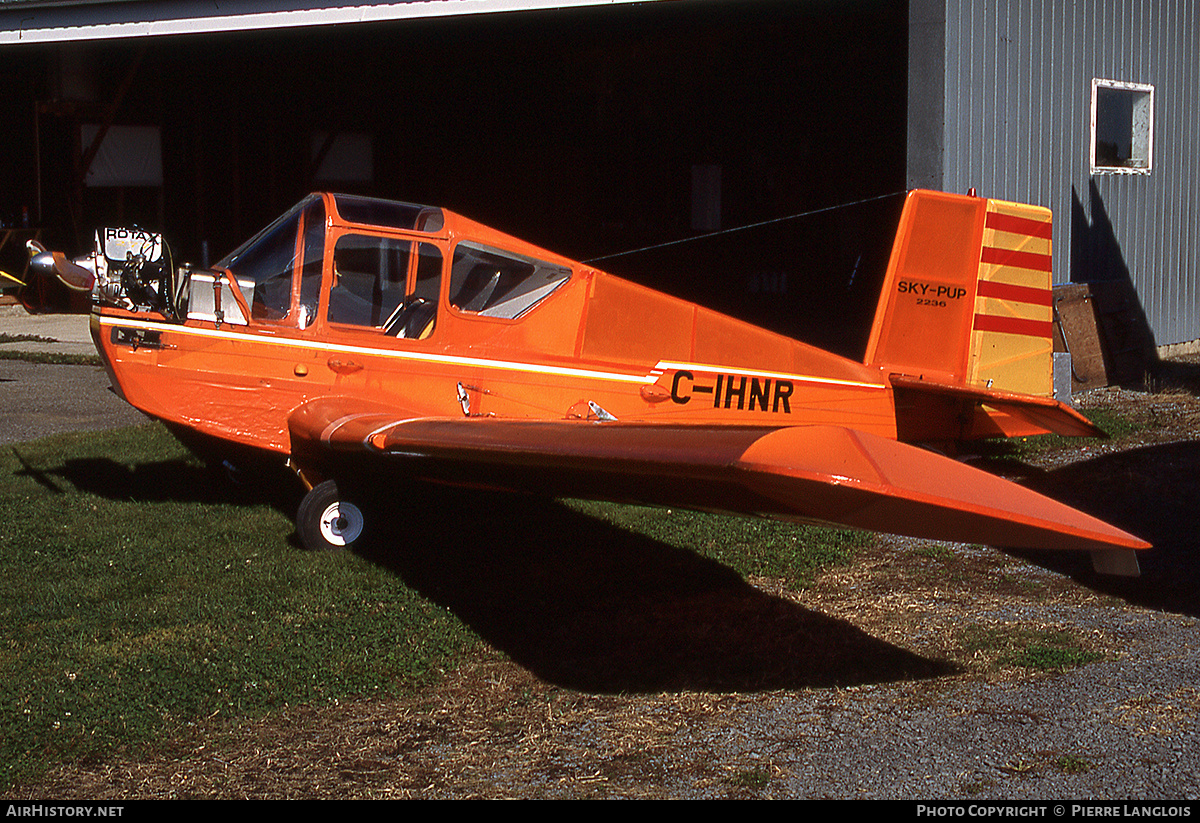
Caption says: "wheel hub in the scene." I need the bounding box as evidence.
[318,500,364,546]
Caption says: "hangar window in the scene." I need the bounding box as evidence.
[1091,79,1154,174]
[449,242,570,319]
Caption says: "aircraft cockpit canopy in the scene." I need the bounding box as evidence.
[196,193,569,331]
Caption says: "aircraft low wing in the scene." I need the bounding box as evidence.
[287,397,1148,574]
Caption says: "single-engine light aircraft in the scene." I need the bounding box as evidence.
[30,189,1149,575]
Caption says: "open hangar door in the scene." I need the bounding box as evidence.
[6,0,907,352]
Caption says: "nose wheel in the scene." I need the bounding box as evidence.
[297,479,365,551]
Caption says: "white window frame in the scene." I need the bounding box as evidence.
[1090,78,1154,175]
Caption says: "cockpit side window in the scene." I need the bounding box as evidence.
[448,242,570,319]
[328,234,443,339]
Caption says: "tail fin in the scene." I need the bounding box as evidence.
[864,190,1093,440]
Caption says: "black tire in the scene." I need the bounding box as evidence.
[296,479,365,551]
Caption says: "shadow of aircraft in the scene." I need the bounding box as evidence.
[355,486,956,693]
[53,453,954,694]
[987,440,1200,619]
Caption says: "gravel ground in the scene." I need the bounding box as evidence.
[6,377,1200,800]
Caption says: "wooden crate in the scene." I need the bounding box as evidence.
[1053,281,1157,392]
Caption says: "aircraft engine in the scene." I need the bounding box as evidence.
[90,227,181,317]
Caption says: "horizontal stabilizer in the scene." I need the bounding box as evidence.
[890,374,1105,438]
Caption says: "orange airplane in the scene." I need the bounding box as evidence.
[30,189,1149,574]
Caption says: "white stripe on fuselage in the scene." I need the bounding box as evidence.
[97,316,887,391]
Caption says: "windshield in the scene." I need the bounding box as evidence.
[215,194,325,324]
[216,194,321,271]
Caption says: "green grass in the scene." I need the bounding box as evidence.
[0,333,58,345]
[0,332,101,366]
[1056,754,1095,774]
[727,763,772,791]
[1008,643,1104,671]
[957,625,1104,672]
[0,349,101,365]
[0,424,476,789]
[564,500,868,588]
[0,423,864,790]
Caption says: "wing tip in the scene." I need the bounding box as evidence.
[737,424,1152,557]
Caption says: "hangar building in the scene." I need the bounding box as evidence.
[1,0,1197,376]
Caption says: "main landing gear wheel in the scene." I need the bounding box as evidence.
[296,479,365,551]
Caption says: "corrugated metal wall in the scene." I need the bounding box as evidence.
[917,0,1200,347]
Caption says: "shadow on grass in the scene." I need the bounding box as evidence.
[361,486,956,693]
[41,450,302,511]
[53,455,954,694]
